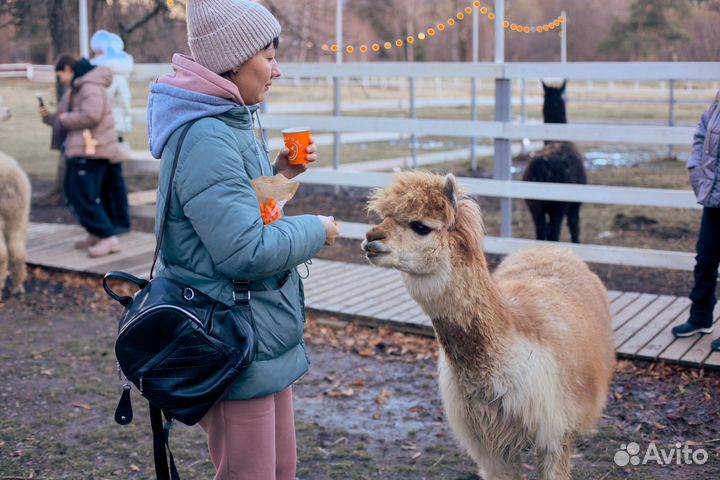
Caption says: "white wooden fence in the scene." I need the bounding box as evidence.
[10,61,715,271]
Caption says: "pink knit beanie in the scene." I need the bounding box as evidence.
[187,0,281,74]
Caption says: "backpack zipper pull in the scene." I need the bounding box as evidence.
[114,383,133,425]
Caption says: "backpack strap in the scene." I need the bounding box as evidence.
[150,404,180,480]
[149,119,200,280]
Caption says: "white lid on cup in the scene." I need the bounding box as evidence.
[281,127,310,134]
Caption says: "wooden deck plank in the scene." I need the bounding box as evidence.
[679,308,720,367]
[658,334,702,365]
[308,271,402,312]
[27,222,719,369]
[377,296,421,319]
[610,292,642,316]
[613,295,674,346]
[616,297,691,356]
[636,305,696,361]
[304,264,397,301]
[87,252,155,276]
[612,293,658,331]
[302,263,370,295]
[704,351,720,369]
[392,304,430,323]
[307,278,397,312]
[305,261,346,277]
[607,290,623,302]
[359,289,419,318]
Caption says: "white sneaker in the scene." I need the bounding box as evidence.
[87,236,121,257]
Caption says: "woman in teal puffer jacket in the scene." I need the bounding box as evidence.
[146,1,340,478]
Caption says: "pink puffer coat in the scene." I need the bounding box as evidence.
[44,66,120,161]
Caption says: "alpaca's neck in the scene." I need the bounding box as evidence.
[411,253,508,376]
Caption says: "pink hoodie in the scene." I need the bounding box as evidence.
[158,54,246,105]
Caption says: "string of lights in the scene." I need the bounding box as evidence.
[321,1,565,55]
[164,1,565,55]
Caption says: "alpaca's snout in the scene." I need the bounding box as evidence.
[362,239,389,257]
[362,228,390,257]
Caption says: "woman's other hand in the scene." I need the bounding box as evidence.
[38,106,51,121]
[317,215,340,246]
[275,138,318,179]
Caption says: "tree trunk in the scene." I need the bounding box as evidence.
[36,0,67,207]
[47,0,65,61]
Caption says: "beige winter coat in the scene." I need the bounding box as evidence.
[43,67,120,161]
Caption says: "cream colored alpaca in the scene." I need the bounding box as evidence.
[0,150,31,298]
[362,171,615,480]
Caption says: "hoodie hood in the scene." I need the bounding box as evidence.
[92,50,134,76]
[147,54,257,158]
[74,65,113,89]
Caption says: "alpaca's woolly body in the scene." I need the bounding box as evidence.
[365,171,615,480]
[0,150,31,297]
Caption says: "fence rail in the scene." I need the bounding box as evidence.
[129,62,720,82]
[9,61,709,270]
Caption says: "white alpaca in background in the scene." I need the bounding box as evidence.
[0,100,31,298]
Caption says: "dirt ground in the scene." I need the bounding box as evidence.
[1,269,719,479]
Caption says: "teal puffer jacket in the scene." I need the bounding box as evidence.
[155,107,326,400]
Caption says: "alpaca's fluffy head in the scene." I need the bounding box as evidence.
[362,171,484,276]
[0,97,10,122]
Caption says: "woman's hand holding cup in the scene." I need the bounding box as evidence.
[317,215,340,246]
[275,127,316,179]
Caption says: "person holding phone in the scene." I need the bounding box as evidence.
[39,54,123,257]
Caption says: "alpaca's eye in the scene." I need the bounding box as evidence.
[409,221,432,236]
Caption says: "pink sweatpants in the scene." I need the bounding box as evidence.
[199,387,297,480]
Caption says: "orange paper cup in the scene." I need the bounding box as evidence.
[282,127,311,166]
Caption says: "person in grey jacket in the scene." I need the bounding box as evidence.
[146,1,339,478]
[672,92,720,351]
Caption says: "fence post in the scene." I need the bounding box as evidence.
[333,0,343,170]
[494,0,512,238]
[470,2,479,173]
[520,78,527,154]
[409,77,417,168]
[668,79,675,159]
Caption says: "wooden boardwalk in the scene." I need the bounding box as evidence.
[25,222,720,370]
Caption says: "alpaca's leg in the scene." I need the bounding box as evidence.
[526,200,548,241]
[537,435,574,480]
[476,452,523,480]
[0,219,7,298]
[567,202,582,243]
[7,223,26,295]
[546,202,568,242]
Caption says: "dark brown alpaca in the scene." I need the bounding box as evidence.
[523,81,587,243]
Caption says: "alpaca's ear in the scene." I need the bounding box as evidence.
[541,80,549,92]
[560,80,567,93]
[443,174,458,210]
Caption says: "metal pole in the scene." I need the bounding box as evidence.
[79,0,90,58]
[470,3,479,173]
[520,79,527,154]
[561,10,567,63]
[494,0,512,238]
[333,0,343,170]
[668,79,675,158]
[495,0,504,64]
[409,77,417,168]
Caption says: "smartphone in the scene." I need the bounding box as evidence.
[37,96,44,108]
